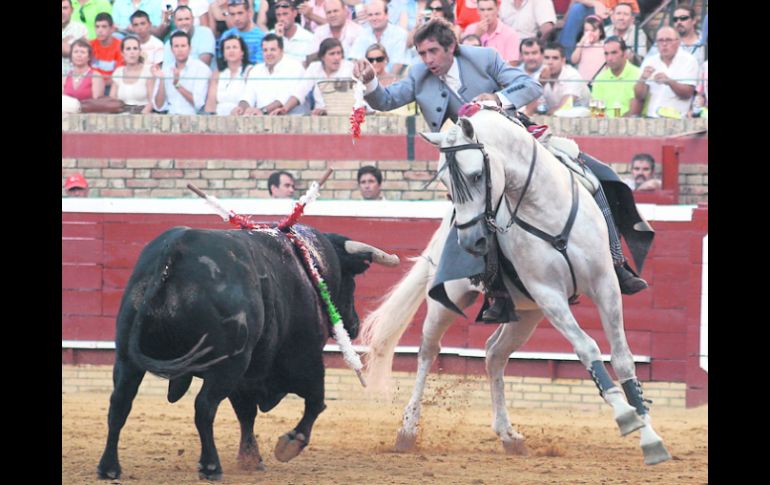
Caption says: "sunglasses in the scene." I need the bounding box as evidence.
[79,9,86,23]
[672,15,691,22]
[275,2,293,8]
[367,55,386,63]
[227,0,247,4]
[426,6,442,11]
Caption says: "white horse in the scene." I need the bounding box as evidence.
[361,106,671,465]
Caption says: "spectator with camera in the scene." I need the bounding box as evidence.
[408,0,461,52]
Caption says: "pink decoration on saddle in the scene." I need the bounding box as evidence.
[527,124,548,139]
[458,102,481,118]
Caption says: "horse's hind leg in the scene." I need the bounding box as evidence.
[396,283,478,452]
[485,309,543,454]
[593,283,671,465]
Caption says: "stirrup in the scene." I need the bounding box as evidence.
[477,297,518,324]
[615,263,648,295]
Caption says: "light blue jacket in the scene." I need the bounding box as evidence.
[365,46,543,132]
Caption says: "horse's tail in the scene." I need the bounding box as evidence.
[361,208,452,393]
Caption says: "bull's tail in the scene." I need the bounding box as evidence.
[360,208,452,393]
[128,329,227,380]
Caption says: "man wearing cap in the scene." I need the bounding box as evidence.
[65,173,89,197]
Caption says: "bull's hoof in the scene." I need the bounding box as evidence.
[394,429,417,452]
[198,462,223,481]
[616,409,646,437]
[96,465,120,480]
[642,441,672,465]
[274,431,307,462]
[501,438,528,455]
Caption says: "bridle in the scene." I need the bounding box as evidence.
[439,124,581,303]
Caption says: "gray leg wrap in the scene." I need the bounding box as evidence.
[621,379,651,415]
[588,360,617,396]
[593,185,624,265]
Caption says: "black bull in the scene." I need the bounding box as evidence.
[97,225,397,481]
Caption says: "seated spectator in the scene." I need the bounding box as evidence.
[349,0,409,75]
[152,30,212,114]
[590,36,640,117]
[357,165,385,200]
[271,2,315,64]
[691,58,707,117]
[110,36,155,113]
[204,35,254,115]
[111,0,163,33]
[363,43,415,115]
[298,0,330,33]
[463,0,520,65]
[161,5,216,68]
[499,0,557,42]
[71,0,113,40]
[268,170,296,198]
[623,153,661,191]
[569,15,606,82]
[217,0,265,65]
[62,39,105,101]
[131,10,165,66]
[232,33,307,115]
[460,34,482,46]
[409,0,462,51]
[540,42,590,115]
[65,173,90,197]
[90,13,125,91]
[519,37,546,79]
[454,0,480,31]
[278,37,354,115]
[311,0,363,61]
[258,0,303,32]
[645,4,704,67]
[633,26,697,118]
[559,0,639,58]
[167,0,213,28]
[604,2,646,64]
[63,0,89,75]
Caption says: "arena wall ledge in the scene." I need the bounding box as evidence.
[61,114,708,204]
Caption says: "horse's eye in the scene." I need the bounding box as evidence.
[474,173,483,184]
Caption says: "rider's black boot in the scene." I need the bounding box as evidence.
[479,292,518,324]
[615,261,648,295]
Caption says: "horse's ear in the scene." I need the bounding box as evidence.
[419,132,443,146]
[458,118,474,140]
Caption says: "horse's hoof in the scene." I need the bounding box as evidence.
[642,441,672,465]
[237,455,266,471]
[502,438,528,455]
[616,409,645,436]
[198,463,223,481]
[275,432,307,462]
[96,466,120,480]
[394,429,417,452]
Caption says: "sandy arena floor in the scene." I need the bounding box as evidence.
[63,390,707,485]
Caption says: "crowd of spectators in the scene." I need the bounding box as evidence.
[63,0,708,119]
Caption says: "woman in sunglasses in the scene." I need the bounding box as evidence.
[364,43,415,115]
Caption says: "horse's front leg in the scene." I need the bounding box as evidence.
[396,283,478,452]
[484,309,542,455]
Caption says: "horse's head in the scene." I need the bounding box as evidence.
[421,114,506,256]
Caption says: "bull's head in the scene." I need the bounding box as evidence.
[323,233,399,339]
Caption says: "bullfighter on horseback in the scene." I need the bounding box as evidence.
[354,19,653,324]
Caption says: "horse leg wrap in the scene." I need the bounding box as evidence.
[588,360,617,396]
[621,378,651,416]
[593,186,624,266]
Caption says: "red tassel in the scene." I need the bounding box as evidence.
[350,106,366,140]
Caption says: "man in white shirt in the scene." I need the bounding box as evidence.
[153,30,211,114]
[499,0,556,42]
[233,34,308,115]
[130,10,164,66]
[161,6,216,68]
[272,2,316,64]
[633,27,698,118]
[63,0,88,75]
[348,0,409,74]
[541,42,590,114]
[311,0,363,59]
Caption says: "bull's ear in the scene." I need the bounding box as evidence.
[419,132,443,146]
[458,118,474,140]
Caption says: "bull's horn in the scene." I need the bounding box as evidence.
[344,241,400,267]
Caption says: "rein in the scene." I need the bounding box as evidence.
[442,122,581,303]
